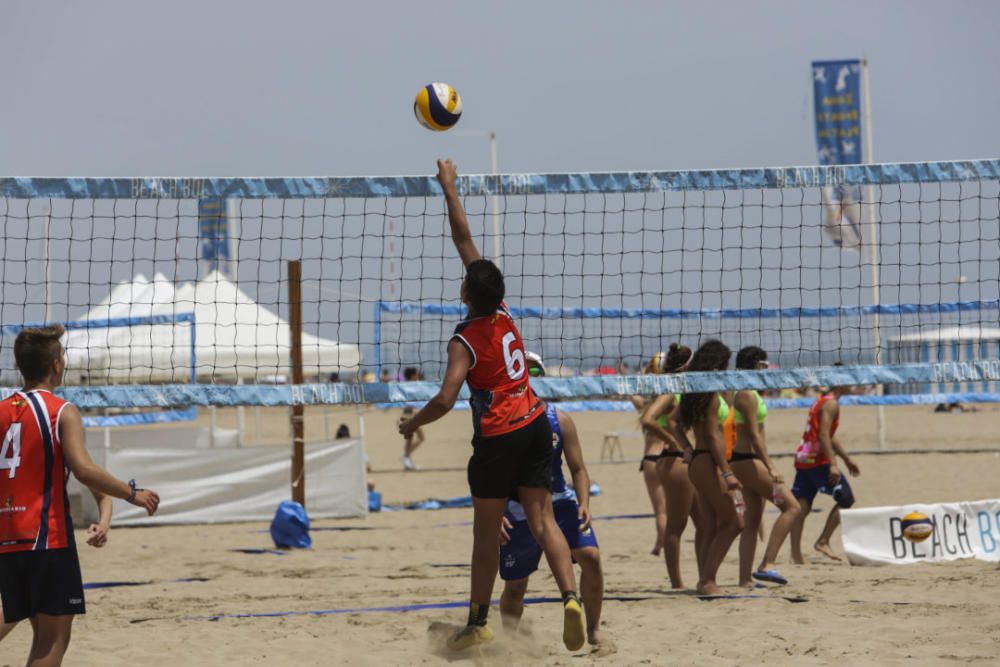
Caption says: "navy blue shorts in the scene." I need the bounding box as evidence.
[791,465,855,508]
[499,500,599,581]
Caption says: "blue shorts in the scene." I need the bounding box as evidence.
[791,465,855,508]
[499,500,599,581]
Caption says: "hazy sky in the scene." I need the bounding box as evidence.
[1,0,998,178]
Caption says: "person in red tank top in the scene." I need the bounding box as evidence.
[789,376,861,564]
[0,324,160,666]
[399,159,586,653]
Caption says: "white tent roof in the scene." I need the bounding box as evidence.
[892,324,1000,343]
[66,271,361,382]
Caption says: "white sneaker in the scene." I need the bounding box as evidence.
[400,455,418,471]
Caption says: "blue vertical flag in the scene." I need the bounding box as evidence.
[198,199,229,270]
[812,59,864,249]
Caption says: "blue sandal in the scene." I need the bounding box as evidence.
[752,569,788,585]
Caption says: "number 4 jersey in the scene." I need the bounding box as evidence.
[0,390,73,553]
[452,304,543,437]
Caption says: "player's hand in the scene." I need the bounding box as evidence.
[86,522,109,547]
[129,489,160,515]
[845,458,860,477]
[436,158,458,193]
[398,417,417,438]
[578,505,592,532]
[723,473,742,492]
[681,446,693,465]
[499,515,513,545]
[828,464,843,486]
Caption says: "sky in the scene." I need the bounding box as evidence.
[1,0,998,177]
[1,1,999,378]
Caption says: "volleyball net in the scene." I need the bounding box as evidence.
[0,158,998,408]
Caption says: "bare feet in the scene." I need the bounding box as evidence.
[651,542,662,556]
[588,630,600,647]
[791,551,806,565]
[814,541,842,561]
[696,580,722,595]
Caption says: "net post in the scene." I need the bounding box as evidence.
[288,260,306,507]
[862,58,887,451]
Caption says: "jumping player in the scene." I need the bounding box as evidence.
[399,159,586,652]
[0,324,159,666]
[498,352,604,648]
[789,379,861,563]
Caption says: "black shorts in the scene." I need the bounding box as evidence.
[0,548,86,623]
[468,412,553,499]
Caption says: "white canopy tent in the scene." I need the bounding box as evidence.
[66,271,361,383]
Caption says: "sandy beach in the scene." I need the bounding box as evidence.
[2,403,999,666]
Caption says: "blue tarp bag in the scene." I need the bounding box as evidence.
[368,489,382,513]
[270,500,312,549]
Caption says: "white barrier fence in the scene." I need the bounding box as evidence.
[841,499,1000,565]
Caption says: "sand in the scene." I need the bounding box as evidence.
[2,403,1000,666]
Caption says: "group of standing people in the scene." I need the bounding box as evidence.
[635,342,862,594]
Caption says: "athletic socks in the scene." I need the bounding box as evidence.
[467,601,489,627]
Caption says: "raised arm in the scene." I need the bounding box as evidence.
[558,410,592,531]
[437,158,482,267]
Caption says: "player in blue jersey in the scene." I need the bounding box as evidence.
[498,352,605,648]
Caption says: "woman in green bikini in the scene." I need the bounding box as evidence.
[671,340,743,595]
[729,346,801,587]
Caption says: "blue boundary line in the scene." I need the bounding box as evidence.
[2,159,998,199]
[1,361,998,407]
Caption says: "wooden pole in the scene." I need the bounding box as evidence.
[288,260,306,506]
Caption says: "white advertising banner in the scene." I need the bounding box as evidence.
[70,439,367,526]
[841,499,1000,565]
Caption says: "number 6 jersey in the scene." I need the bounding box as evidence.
[452,304,543,437]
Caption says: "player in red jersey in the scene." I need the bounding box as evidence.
[788,377,861,563]
[0,324,159,666]
[400,159,585,652]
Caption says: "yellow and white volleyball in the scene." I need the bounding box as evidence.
[900,511,933,542]
[414,83,462,131]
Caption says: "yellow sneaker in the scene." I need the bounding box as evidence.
[446,623,494,651]
[562,597,586,651]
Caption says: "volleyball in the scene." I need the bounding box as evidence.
[900,511,934,542]
[414,83,462,131]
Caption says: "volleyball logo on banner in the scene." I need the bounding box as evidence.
[812,59,863,249]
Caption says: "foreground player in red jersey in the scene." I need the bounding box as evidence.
[0,325,159,667]
[400,159,586,652]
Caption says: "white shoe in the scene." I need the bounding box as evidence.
[400,455,418,471]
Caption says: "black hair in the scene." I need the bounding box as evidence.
[664,343,692,373]
[735,346,767,371]
[678,339,731,429]
[403,367,420,381]
[464,259,505,315]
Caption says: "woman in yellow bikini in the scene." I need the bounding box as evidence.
[729,346,801,587]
